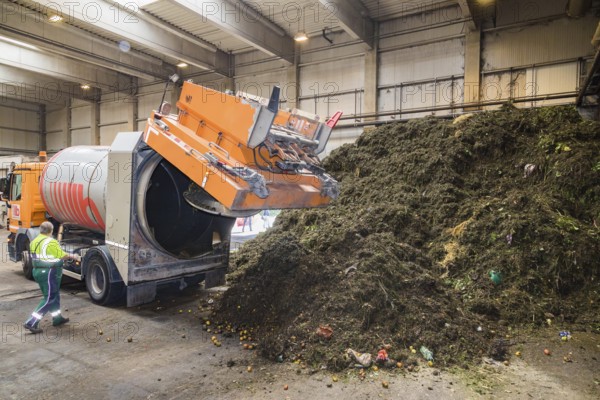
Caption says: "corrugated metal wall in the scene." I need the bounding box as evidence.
[0,102,40,152]
[70,99,92,146]
[495,0,569,27]
[100,93,129,145]
[42,83,179,149]
[236,70,289,100]
[299,55,364,118]
[46,108,67,151]
[483,16,596,69]
[137,84,164,128]
[235,52,290,99]
[298,31,365,120]
[192,73,231,92]
[377,7,465,120]
[481,14,597,108]
[378,39,465,119]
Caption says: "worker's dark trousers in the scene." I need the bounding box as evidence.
[25,263,64,328]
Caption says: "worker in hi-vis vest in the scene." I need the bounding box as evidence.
[23,221,81,334]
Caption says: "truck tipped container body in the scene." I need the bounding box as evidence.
[4,82,341,306]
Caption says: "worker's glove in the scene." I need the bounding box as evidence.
[72,254,82,262]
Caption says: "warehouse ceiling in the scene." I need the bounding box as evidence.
[0,0,586,108]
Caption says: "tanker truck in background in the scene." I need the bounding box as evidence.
[3,80,341,306]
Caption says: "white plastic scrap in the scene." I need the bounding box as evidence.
[346,348,373,367]
[523,164,536,178]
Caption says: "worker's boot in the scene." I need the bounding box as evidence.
[23,322,43,334]
[52,316,70,326]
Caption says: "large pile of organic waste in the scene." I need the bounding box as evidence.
[217,105,600,370]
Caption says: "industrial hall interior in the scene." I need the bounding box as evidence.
[0,1,599,399]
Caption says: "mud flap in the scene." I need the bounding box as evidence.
[204,268,226,288]
[127,282,157,307]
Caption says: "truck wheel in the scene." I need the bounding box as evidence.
[85,255,124,306]
[21,238,34,280]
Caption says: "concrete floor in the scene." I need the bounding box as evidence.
[1,229,599,400]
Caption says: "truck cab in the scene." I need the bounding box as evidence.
[2,155,48,279]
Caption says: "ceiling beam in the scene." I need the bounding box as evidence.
[169,0,295,64]
[0,64,100,106]
[0,96,45,112]
[0,40,125,93]
[373,0,460,22]
[319,0,375,49]
[140,7,219,53]
[0,2,172,81]
[457,0,477,30]
[27,0,231,75]
[567,0,593,18]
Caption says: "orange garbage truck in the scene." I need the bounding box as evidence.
[3,80,341,306]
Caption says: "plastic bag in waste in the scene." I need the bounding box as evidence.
[346,348,373,367]
[420,346,434,361]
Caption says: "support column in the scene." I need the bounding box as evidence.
[224,52,235,93]
[91,99,100,145]
[39,104,46,151]
[363,23,379,122]
[65,98,72,147]
[286,61,299,110]
[128,77,138,131]
[127,96,138,131]
[464,28,482,110]
[170,84,179,108]
[223,77,235,93]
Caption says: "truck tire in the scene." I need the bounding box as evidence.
[21,237,33,281]
[85,255,124,306]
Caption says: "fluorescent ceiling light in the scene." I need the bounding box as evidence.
[81,84,91,90]
[177,62,188,68]
[294,32,308,42]
[48,15,63,22]
[0,35,39,50]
